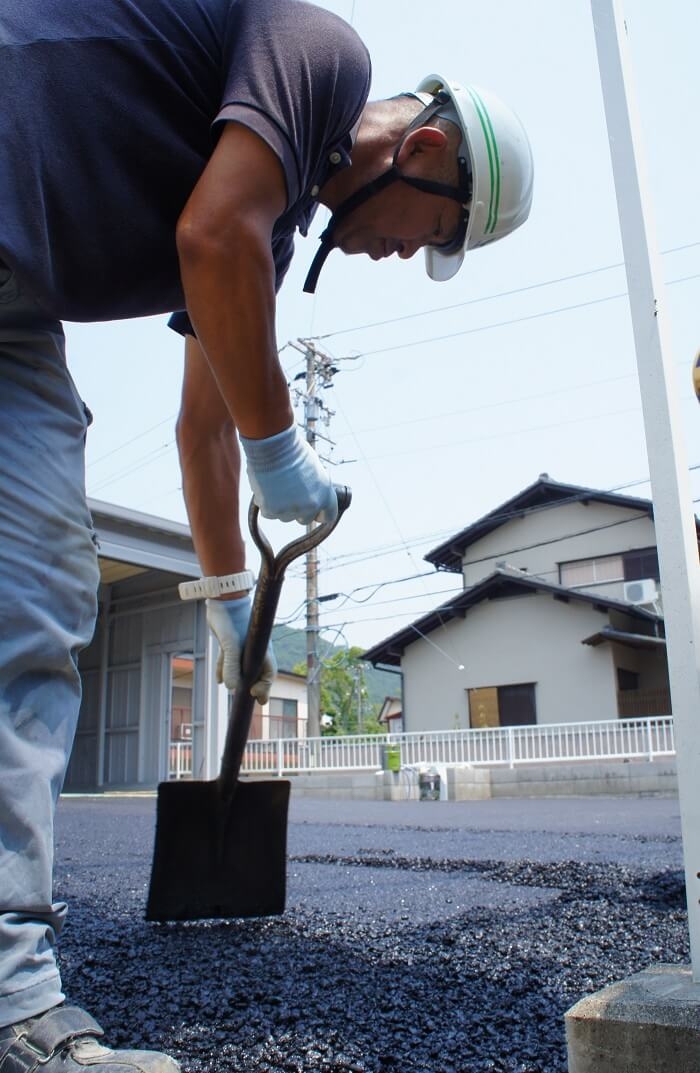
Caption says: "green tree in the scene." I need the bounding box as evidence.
[292,647,382,735]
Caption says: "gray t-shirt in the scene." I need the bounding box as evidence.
[0,0,371,322]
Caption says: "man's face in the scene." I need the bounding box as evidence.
[332,181,463,264]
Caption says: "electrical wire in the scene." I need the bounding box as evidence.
[314,240,700,341]
[86,245,700,477]
[276,467,700,622]
[362,405,642,464]
[89,440,176,494]
[87,413,176,469]
[352,271,700,360]
[336,371,638,439]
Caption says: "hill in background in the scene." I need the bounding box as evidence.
[272,624,400,708]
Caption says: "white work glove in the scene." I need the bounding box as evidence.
[206,595,276,704]
[240,423,338,525]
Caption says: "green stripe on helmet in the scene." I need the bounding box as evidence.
[467,87,500,234]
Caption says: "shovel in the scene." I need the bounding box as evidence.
[145,486,351,922]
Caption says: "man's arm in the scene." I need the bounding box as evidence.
[176,118,337,532]
[176,334,246,577]
[175,121,293,440]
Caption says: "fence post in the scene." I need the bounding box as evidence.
[508,726,515,770]
[646,717,655,763]
[277,738,284,778]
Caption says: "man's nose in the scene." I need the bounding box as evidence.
[396,240,422,260]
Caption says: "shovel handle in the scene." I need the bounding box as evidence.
[218,486,351,794]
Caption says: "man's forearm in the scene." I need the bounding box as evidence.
[177,338,247,578]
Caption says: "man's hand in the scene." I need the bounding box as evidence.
[241,424,338,525]
[206,596,277,703]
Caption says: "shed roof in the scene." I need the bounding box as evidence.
[89,498,200,581]
[363,567,662,667]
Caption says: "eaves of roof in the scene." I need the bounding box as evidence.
[581,626,666,649]
[362,568,662,668]
[424,476,660,574]
[88,497,199,578]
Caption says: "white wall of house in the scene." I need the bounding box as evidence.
[610,641,667,691]
[460,501,657,600]
[258,672,309,739]
[401,593,619,732]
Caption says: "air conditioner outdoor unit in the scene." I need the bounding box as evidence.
[623,578,659,606]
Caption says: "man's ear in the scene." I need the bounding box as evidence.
[395,125,448,166]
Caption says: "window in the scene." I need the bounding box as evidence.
[468,683,536,728]
[617,668,640,692]
[559,554,624,587]
[623,547,660,582]
[268,697,298,739]
[560,548,661,588]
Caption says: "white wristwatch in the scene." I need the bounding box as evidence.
[178,570,255,601]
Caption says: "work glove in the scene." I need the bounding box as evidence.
[206,595,277,704]
[240,423,338,525]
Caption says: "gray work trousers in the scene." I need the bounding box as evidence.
[0,261,100,1027]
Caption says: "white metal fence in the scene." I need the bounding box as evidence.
[169,741,193,779]
[241,716,675,777]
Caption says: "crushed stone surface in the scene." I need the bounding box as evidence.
[54,793,687,1073]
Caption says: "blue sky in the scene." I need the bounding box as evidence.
[66,0,700,651]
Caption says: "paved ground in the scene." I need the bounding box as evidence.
[53,792,687,1073]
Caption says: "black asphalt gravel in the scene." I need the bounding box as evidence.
[54,793,688,1073]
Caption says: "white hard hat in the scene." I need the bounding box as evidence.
[416,74,534,282]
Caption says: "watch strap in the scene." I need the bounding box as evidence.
[178,570,255,601]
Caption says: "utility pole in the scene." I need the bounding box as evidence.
[591,0,700,976]
[304,342,322,739]
[289,339,341,739]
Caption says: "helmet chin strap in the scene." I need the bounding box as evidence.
[303,165,401,294]
[303,95,468,294]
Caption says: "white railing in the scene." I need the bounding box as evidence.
[169,741,193,779]
[241,715,675,776]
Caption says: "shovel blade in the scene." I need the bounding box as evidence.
[145,777,291,922]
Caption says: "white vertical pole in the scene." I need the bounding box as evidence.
[591,0,700,978]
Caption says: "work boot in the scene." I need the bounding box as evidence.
[0,1005,180,1072]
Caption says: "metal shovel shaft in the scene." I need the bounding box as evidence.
[217,488,351,797]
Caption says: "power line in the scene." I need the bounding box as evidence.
[86,246,700,478]
[314,240,700,341]
[363,405,643,464]
[89,440,176,494]
[353,271,700,360]
[304,461,700,575]
[87,414,176,469]
[336,371,638,440]
[295,468,700,594]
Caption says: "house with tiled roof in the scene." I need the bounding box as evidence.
[363,475,695,732]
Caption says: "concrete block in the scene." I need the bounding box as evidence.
[458,783,492,801]
[493,767,519,783]
[566,964,700,1073]
[447,766,492,801]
